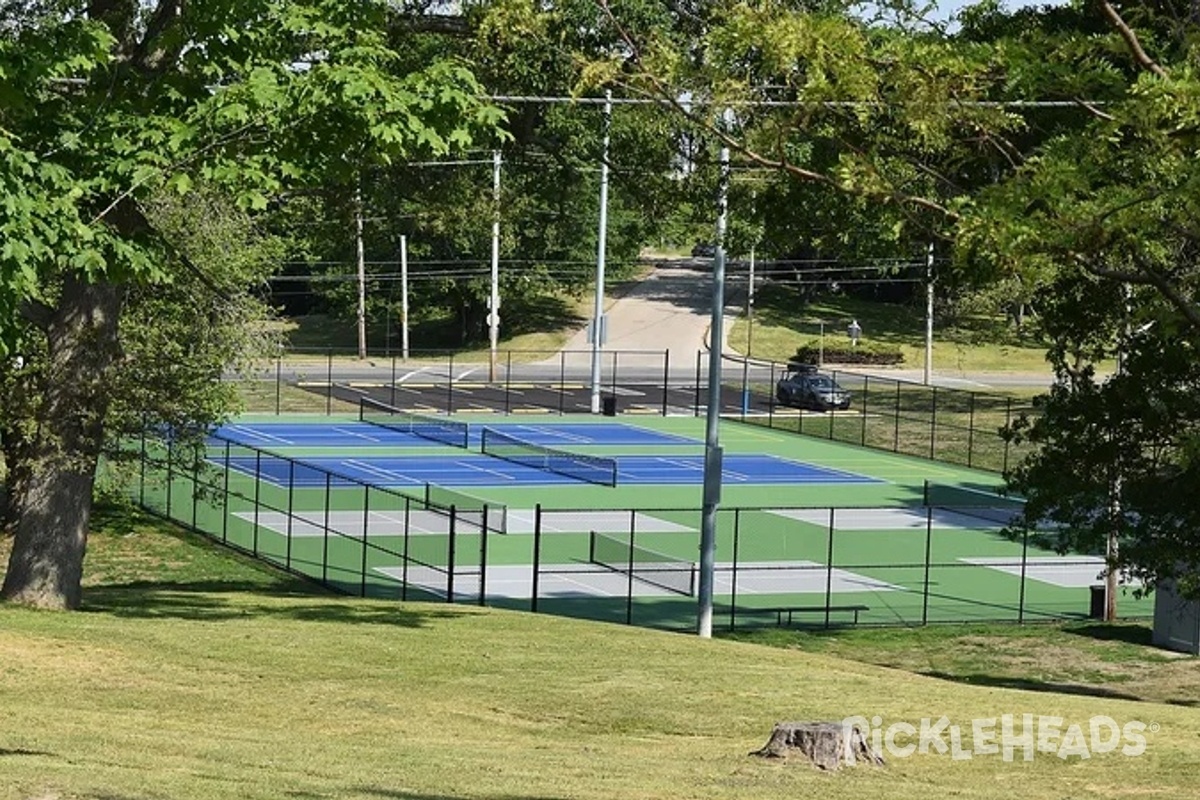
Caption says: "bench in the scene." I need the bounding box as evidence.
[758,605,870,626]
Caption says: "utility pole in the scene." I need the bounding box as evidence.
[589,91,612,414]
[488,150,501,381]
[400,235,410,361]
[924,243,934,386]
[355,185,367,360]
[698,108,733,639]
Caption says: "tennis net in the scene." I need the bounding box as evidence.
[424,483,508,535]
[359,397,470,449]
[480,427,618,487]
[923,480,1025,526]
[588,531,696,596]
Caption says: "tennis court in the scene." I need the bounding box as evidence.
[133,403,1153,631]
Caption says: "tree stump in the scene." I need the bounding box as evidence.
[750,721,885,771]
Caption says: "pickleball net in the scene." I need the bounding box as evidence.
[359,397,470,449]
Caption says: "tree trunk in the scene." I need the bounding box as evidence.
[751,721,885,770]
[1,277,124,609]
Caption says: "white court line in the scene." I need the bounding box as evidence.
[520,425,592,444]
[342,458,423,486]
[458,460,518,481]
[331,426,382,443]
[654,457,705,472]
[227,424,293,444]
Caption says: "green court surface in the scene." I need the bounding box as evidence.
[131,412,1152,631]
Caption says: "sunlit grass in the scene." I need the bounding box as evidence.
[0,508,1196,799]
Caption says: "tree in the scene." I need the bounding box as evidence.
[573,0,1200,610]
[0,1,501,609]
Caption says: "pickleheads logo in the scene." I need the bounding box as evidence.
[844,715,1154,761]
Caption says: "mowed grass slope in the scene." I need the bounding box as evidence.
[1,511,1197,800]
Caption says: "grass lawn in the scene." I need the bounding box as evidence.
[1,507,1197,799]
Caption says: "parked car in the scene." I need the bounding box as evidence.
[775,367,852,411]
[691,241,715,258]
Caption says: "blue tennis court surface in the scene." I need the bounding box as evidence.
[218,453,880,488]
[211,421,698,448]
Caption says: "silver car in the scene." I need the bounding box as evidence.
[775,369,852,411]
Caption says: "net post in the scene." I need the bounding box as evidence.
[531,504,542,613]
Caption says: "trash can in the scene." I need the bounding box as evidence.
[1089,584,1108,619]
[602,395,617,417]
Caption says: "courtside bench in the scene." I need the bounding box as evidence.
[756,604,870,626]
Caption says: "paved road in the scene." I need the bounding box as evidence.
[263,256,1055,409]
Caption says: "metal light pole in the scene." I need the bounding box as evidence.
[589,91,613,414]
[698,109,733,638]
[400,235,410,361]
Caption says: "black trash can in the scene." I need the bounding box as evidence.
[602,395,617,417]
[1089,584,1108,619]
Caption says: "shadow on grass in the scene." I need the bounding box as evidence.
[82,581,475,629]
[920,670,1146,702]
[1062,622,1154,646]
[358,791,571,800]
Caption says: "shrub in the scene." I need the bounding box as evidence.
[792,341,904,366]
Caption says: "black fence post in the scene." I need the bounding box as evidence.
[893,380,902,453]
[824,508,835,629]
[740,357,749,422]
[625,509,636,626]
[767,361,777,426]
[447,353,455,414]
[401,495,411,602]
[221,441,231,543]
[447,506,457,603]
[1003,397,1013,473]
[390,354,397,408]
[252,451,262,556]
[922,506,933,625]
[139,427,147,505]
[966,391,977,469]
[693,349,702,417]
[285,461,295,571]
[610,350,619,408]
[531,504,542,613]
[360,486,371,597]
[165,437,175,519]
[504,350,513,415]
[325,349,333,415]
[860,374,870,446]
[478,506,489,606]
[275,355,282,415]
[661,349,670,417]
[929,386,938,461]
[190,457,199,531]
[1018,530,1029,624]
[322,473,332,585]
[730,508,740,631]
[558,351,566,415]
